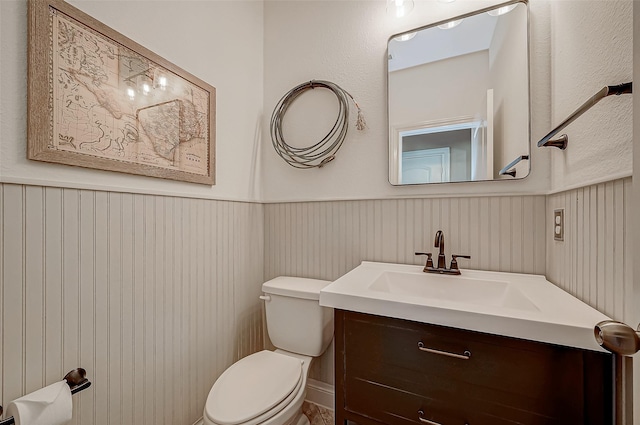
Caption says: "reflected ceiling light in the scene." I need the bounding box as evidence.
[394,32,417,41]
[437,19,463,29]
[387,0,414,18]
[153,68,168,91]
[487,4,517,16]
[136,74,152,96]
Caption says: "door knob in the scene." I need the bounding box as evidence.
[594,320,640,356]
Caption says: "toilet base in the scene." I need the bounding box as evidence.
[291,411,310,425]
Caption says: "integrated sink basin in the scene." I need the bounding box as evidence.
[369,270,540,312]
[319,261,611,352]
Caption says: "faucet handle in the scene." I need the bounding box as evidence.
[415,252,434,270]
[450,254,471,271]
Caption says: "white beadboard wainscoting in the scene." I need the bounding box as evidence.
[0,180,632,424]
[547,177,633,323]
[264,196,548,281]
[0,183,265,425]
[264,195,548,384]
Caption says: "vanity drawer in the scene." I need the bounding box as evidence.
[345,374,556,425]
[344,311,582,398]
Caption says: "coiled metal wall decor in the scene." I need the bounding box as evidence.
[270,80,366,169]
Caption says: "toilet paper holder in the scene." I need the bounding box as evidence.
[0,368,91,425]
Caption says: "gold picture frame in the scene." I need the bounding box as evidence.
[28,0,216,185]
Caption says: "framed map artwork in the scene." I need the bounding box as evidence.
[27,0,216,185]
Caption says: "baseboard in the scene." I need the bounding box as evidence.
[306,379,335,410]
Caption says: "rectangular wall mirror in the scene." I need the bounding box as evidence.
[388,0,530,185]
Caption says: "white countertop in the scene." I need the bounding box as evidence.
[319,261,611,352]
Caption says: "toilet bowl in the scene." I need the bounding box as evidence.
[203,277,333,425]
[203,350,311,425]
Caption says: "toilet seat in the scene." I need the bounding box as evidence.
[205,350,303,425]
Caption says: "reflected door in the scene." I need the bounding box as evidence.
[401,147,450,184]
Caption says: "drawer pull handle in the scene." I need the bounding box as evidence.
[417,409,442,425]
[417,341,471,360]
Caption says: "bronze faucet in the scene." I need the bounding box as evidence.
[434,230,446,269]
[415,230,470,275]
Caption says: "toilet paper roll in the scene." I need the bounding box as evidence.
[6,381,73,425]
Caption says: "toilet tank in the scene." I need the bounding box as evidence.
[262,277,334,357]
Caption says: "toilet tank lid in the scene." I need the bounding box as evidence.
[262,276,332,300]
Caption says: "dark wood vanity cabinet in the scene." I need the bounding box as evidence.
[334,310,614,425]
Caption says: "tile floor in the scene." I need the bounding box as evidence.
[302,401,334,425]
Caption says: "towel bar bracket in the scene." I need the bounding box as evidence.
[540,134,568,150]
[499,154,529,178]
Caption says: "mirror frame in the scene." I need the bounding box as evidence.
[387,0,531,186]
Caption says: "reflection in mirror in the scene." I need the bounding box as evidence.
[388,1,529,185]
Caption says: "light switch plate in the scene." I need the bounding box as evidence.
[554,209,564,241]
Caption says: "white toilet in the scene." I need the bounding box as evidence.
[203,276,334,425]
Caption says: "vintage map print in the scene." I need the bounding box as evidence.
[28,0,215,185]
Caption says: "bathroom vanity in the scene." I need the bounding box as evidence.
[334,310,612,425]
[319,262,616,425]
